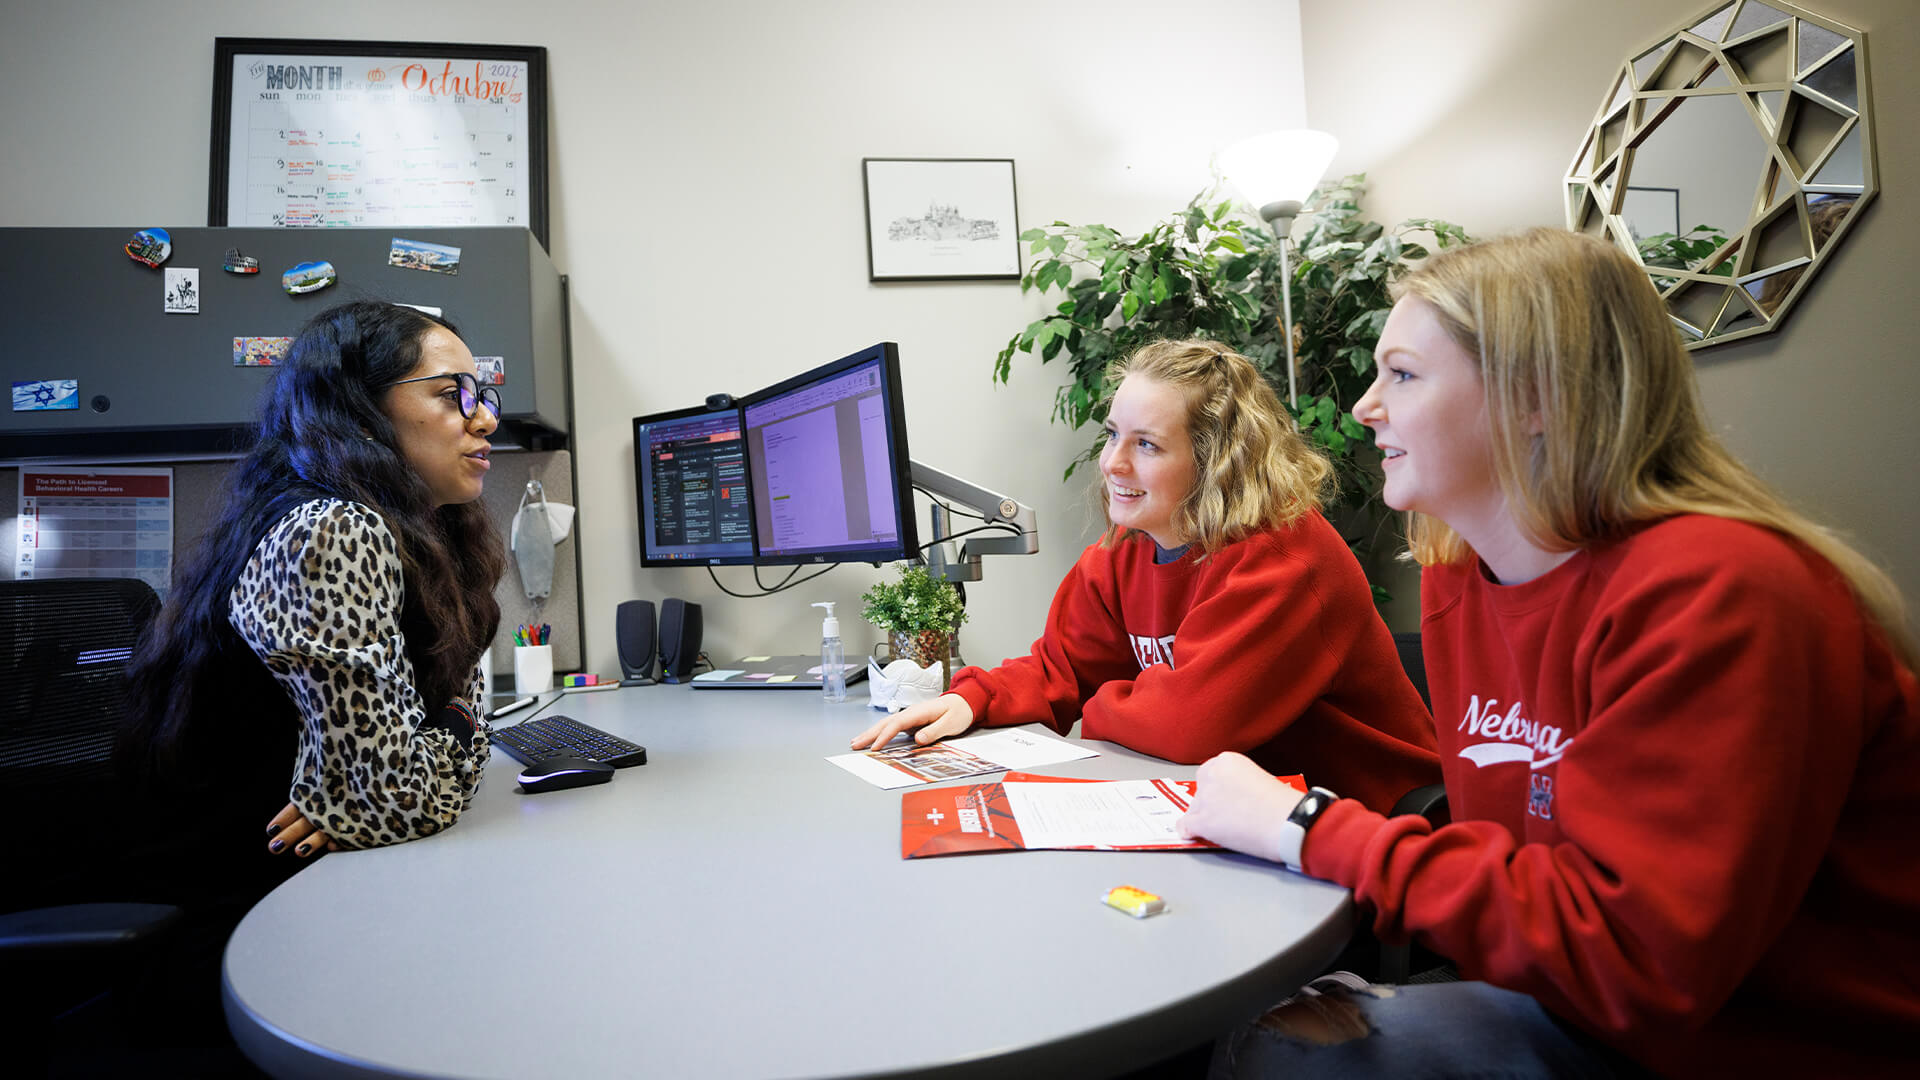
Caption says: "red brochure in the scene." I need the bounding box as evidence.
[899,771,1306,859]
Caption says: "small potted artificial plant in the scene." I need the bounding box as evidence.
[860,563,968,686]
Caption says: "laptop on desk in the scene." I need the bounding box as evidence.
[690,655,868,691]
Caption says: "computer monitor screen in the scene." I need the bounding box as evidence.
[741,342,919,565]
[632,405,755,567]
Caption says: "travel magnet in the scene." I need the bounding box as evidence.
[233,336,294,367]
[163,268,200,314]
[12,380,80,412]
[223,247,260,274]
[125,228,171,268]
[282,260,337,294]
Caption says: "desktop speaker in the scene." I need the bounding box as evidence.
[616,600,658,686]
[659,598,704,683]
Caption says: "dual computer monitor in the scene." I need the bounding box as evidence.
[633,342,919,569]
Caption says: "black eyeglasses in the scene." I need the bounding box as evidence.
[383,372,502,420]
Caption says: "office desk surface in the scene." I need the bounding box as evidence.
[224,686,1354,1080]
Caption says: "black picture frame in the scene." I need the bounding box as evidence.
[862,158,1021,282]
[209,38,549,248]
[1622,185,1682,240]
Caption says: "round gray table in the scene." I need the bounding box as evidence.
[223,685,1354,1079]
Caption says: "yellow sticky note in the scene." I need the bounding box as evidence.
[768,674,796,683]
[741,655,771,663]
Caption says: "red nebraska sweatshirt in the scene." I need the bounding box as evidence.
[949,513,1438,812]
[1306,515,1920,1076]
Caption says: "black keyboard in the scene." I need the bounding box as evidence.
[491,714,648,768]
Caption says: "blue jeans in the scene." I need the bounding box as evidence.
[1209,980,1653,1080]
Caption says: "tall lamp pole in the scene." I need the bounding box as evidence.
[1219,130,1339,409]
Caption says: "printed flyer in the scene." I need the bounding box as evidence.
[899,772,1303,859]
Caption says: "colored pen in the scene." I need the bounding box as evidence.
[487,695,537,720]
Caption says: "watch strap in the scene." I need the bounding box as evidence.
[1275,786,1338,870]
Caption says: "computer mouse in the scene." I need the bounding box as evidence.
[516,756,616,794]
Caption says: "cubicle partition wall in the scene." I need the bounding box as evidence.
[0,226,568,458]
[0,225,581,679]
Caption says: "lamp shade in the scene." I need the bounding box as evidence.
[1219,130,1339,209]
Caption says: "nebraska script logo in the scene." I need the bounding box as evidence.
[1455,695,1572,769]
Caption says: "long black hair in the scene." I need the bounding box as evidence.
[120,301,507,785]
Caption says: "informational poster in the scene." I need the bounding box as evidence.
[15,467,173,601]
[216,44,541,235]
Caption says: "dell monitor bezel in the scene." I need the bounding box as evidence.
[739,342,920,567]
[631,402,757,568]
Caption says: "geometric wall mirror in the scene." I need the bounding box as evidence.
[1564,0,1875,348]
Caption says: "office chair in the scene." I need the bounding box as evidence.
[1374,629,1453,983]
[0,577,188,1071]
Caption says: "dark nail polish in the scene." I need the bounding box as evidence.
[270,839,285,852]
[266,823,281,836]
[296,844,311,856]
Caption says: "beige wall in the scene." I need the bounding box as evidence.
[1302,0,1919,633]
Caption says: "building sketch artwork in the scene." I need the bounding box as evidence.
[889,202,1000,244]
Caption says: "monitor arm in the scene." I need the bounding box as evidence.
[909,460,1038,583]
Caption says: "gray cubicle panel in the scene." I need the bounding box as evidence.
[0,226,568,460]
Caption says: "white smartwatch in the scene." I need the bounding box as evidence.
[1275,786,1338,870]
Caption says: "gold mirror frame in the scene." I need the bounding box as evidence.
[1565,0,1875,348]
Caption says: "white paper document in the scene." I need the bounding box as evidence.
[828,728,1098,789]
[1001,779,1193,849]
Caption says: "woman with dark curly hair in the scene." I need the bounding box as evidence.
[119,300,506,930]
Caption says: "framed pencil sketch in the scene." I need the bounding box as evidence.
[209,38,549,247]
[863,158,1021,282]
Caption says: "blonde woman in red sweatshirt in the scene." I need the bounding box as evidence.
[852,339,1438,811]
[1179,228,1920,1078]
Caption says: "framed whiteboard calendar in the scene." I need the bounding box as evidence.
[209,39,550,247]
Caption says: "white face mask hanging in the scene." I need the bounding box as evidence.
[511,479,566,601]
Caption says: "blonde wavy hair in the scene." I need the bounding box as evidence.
[1099,339,1332,555]
[1399,227,1913,664]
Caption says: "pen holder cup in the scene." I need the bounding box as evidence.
[513,645,553,695]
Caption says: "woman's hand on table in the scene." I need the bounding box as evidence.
[851,693,976,751]
[266,802,337,858]
[1176,751,1308,865]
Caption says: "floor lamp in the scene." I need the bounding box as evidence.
[1219,130,1339,408]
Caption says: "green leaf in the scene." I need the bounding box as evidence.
[1122,291,1140,321]
[1020,227,1047,242]
[1049,234,1069,256]
[1342,308,1390,342]
[1151,270,1171,305]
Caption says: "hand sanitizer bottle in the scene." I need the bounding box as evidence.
[812,602,847,702]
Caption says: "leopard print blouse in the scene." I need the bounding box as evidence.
[228,498,488,849]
